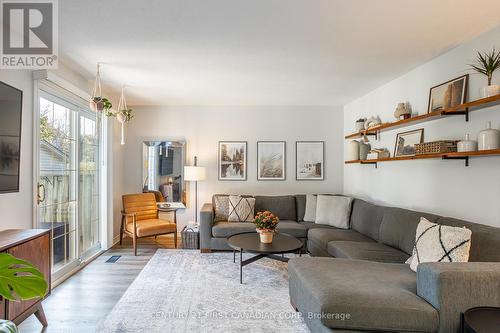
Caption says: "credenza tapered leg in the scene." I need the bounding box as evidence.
[34,304,48,326]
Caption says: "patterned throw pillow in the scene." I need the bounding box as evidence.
[228,195,255,222]
[214,195,230,222]
[409,217,472,272]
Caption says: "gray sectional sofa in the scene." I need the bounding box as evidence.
[199,194,500,333]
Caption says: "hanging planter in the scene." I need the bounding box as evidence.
[113,86,134,145]
[90,63,113,113]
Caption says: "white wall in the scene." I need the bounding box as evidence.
[344,25,500,227]
[118,105,344,231]
[0,70,34,229]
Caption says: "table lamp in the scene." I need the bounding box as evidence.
[184,156,206,224]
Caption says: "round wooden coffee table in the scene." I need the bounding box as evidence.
[227,232,303,284]
[461,307,500,333]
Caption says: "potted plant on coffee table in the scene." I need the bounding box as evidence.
[253,211,279,244]
[0,253,48,333]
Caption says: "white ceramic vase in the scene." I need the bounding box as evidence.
[348,141,360,160]
[478,121,500,151]
[457,134,478,152]
[480,85,500,98]
[359,142,371,160]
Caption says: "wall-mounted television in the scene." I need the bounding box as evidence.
[0,81,23,193]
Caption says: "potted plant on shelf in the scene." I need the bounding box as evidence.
[253,211,279,244]
[469,48,500,98]
[0,253,48,333]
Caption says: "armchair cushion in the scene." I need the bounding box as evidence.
[122,193,158,221]
[126,219,176,238]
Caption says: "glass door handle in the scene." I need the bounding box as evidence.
[37,183,46,205]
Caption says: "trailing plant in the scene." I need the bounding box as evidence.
[468,48,500,85]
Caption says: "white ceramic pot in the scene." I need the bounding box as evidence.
[355,121,365,132]
[348,141,360,160]
[457,134,478,152]
[478,121,500,151]
[480,85,500,98]
[359,142,371,160]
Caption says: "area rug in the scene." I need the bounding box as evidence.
[98,250,309,333]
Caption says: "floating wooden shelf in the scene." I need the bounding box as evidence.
[345,94,500,139]
[344,149,500,167]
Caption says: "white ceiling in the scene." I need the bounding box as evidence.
[59,0,500,106]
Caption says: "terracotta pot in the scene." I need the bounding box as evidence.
[257,229,274,243]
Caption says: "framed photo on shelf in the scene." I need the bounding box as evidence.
[257,141,286,181]
[218,141,247,181]
[394,129,424,157]
[427,74,468,113]
[296,141,324,180]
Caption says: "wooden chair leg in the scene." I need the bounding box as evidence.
[174,231,177,249]
[119,217,124,245]
[133,235,137,256]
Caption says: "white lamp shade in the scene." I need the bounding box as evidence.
[184,166,206,181]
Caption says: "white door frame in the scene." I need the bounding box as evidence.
[32,72,111,283]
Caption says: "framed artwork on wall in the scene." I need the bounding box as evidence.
[218,141,247,181]
[257,141,286,181]
[296,141,324,181]
[394,129,424,157]
[427,74,468,113]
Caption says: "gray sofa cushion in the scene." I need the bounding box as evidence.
[300,222,338,230]
[379,207,440,255]
[327,241,410,263]
[254,195,297,221]
[437,217,500,262]
[307,228,374,253]
[212,220,307,238]
[350,199,384,241]
[295,195,306,222]
[288,258,439,332]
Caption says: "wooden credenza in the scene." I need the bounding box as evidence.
[0,229,51,326]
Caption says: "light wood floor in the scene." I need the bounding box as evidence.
[18,234,181,333]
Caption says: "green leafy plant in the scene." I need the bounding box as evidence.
[120,108,134,122]
[468,48,500,85]
[253,211,279,231]
[0,253,48,301]
[91,96,113,113]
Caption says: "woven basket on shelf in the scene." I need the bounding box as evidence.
[415,141,458,155]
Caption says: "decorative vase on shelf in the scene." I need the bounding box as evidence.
[478,121,500,151]
[457,134,478,152]
[257,229,274,244]
[359,142,371,160]
[355,119,366,132]
[480,85,500,98]
[348,140,360,160]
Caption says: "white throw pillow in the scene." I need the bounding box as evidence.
[409,217,472,272]
[228,195,255,222]
[303,194,317,222]
[315,195,353,229]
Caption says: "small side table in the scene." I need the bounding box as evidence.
[461,307,500,333]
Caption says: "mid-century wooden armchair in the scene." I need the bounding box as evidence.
[121,193,177,255]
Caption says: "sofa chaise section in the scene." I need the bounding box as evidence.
[289,257,439,333]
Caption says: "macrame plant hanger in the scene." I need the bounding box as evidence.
[90,63,103,147]
[116,86,128,145]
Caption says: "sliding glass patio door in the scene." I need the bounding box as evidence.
[36,88,101,280]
